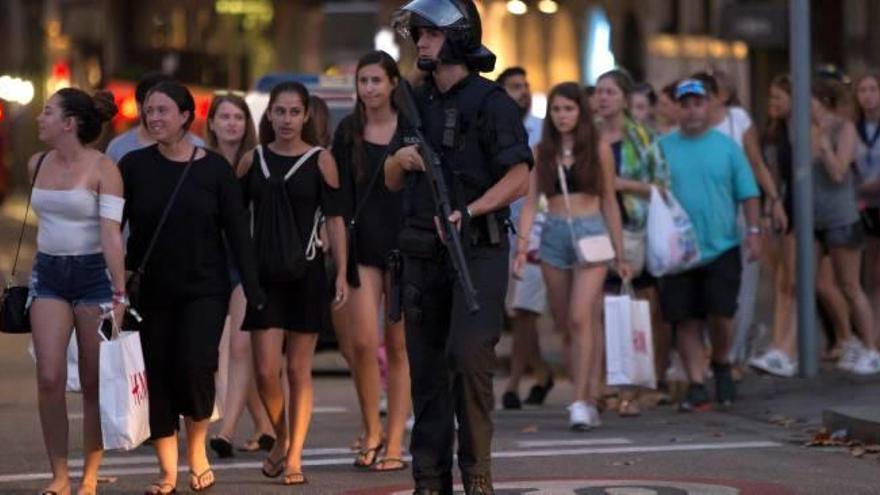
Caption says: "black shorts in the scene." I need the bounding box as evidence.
[658,247,741,323]
[861,208,880,238]
[815,221,865,252]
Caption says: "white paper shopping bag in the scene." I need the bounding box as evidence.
[99,328,150,450]
[604,292,657,389]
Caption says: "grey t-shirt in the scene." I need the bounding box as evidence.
[106,128,205,164]
[814,119,859,230]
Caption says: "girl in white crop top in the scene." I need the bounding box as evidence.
[26,87,125,495]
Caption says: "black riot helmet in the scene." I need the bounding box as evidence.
[392,0,496,73]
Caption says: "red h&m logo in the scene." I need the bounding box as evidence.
[632,331,648,354]
[130,371,148,405]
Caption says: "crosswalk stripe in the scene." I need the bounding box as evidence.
[517,438,633,448]
[0,440,781,484]
[68,448,354,467]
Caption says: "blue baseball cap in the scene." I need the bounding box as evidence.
[675,79,707,100]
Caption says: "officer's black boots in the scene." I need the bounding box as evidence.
[463,474,495,495]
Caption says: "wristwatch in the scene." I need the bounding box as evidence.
[746,225,762,236]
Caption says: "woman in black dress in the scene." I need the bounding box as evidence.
[238,81,348,486]
[120,81,265,494]
[332,50,410,471]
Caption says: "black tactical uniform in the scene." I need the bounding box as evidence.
[392,2,533,494]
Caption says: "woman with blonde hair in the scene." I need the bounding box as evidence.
[204,92,276,458]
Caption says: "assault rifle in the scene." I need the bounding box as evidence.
[396,79,480,314]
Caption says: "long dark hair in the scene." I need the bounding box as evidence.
[537,82,603,197]
[309,95,332,147]
[765,74,791,145]
[259,81,317,146]
[206,93,258,170]
[854,71,880,138]
[56,88,118,144]
[347,50,400,181]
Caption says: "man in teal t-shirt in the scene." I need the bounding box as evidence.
[657,79,761,413]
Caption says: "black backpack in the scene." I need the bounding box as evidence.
[251,145,323,284]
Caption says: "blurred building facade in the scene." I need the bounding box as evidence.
[1,0,880,194]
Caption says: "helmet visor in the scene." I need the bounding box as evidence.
[398,0,464,29]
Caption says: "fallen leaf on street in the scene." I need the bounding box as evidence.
[850,446,867,458]
[520,424,538,433]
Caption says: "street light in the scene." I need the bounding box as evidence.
[538,0,558,14]
[506,0,527,15]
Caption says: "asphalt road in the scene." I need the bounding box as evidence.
[1,330,879,495]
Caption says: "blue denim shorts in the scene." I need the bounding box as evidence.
[539,213,609,269]
[29,252,112,306]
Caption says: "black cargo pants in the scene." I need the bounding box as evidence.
[402,240,509,493]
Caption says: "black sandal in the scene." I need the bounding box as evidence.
[189,469,215,492]
[524,375,555,405]
[354,441,385,469]
[370,457,408,472]
[262,454,285,478]
[209,435,234,458]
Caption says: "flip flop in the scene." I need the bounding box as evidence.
[144,481,176,495]
[261,454,285,478]
[282,471,308,486]
[354,441,385,469]
[370,457,408,472]
[189,469,215,492]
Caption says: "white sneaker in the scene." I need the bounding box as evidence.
[568,401,592,431]
[837,338,865,371]
[586,404,602,428]
[850,349,880,375]
[749,349,797,378]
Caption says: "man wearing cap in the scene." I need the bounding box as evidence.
[386,1,532,494]
[657,79,761,413]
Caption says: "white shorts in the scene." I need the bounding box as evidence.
[506,262,548,315]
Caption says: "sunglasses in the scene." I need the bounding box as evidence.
[213,89,246,98]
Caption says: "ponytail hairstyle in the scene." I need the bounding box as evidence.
[537,82,603,197]
[56,88,118,144]
[349,50,401,181]
[309,95,332,147]
[259,81,316,146]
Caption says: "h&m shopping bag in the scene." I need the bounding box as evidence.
[604,289,657,389]
[99,318,150,450]
[646,187,701,277]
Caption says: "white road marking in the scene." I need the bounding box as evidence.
[67,447,353,467]
[312,406,348,413]
[0,440,781,484]
[517,438,633,448]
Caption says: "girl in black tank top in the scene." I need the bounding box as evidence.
[330,50,411,472]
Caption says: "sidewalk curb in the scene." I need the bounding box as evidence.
[822,406,880,444]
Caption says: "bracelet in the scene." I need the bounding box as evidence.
[747,226,762,235]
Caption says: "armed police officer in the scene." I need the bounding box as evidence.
[386,1,533,494]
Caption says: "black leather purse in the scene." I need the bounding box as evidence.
[1,153,47,334]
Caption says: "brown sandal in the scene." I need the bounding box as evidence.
[618,399,642,417]
[144,481,176,495]
[282,471,308,486]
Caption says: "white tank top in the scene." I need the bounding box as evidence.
[32,188,124,256]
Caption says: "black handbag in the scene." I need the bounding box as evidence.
[1,153,47,334]
[124,147,196,327]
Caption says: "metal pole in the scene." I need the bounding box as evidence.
[791,0,817,378]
